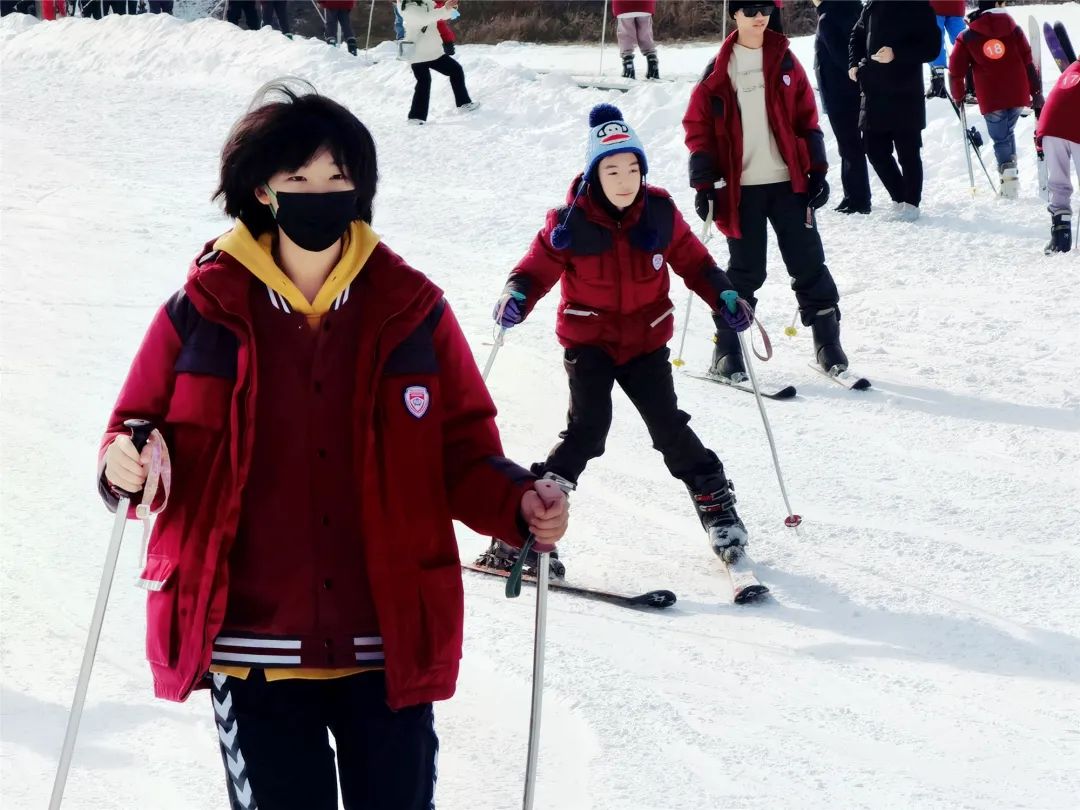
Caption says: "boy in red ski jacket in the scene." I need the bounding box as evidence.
[949,1,1043,197]
[99,83,567,810]
[1037,60,1080,253]
[476,103,754,578]
[684,0,848,380]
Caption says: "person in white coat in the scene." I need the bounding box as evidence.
[399,0,477,124]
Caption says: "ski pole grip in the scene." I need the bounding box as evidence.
[124,418,154,453]
[720,290,739,315]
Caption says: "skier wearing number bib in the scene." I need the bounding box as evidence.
[96,82,567,810]
[948,1,1044,199]
[475,104,754,579]
[1036,59,1080,254]
[684,0,849,381]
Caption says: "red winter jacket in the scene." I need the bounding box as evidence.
[683,31,827,239]
[319,1,355,10]
[930,0,965,17]
[1037,61,1080,144]
[98,240,533,708]
[503,180,734,366]
[612,0,655,16]
[949,10,1038,114]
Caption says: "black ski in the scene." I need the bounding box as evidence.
[1054,22,1076,65]
[462,563,677,609]
[687,372,797,400]
[722,552,770,604]
[808,363,871,391]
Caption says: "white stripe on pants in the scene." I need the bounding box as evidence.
[1043,135,1080,215]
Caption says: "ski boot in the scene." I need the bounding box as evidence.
[347,37,358,56]
[688,478,748,564]
[926,66,947,99]
[811,307,849,374]
[622,53,635,80]
[1045,211,1073,254]
[326,36,337,48]
[645,52,660,80]
[999,160,1019,199]
[710,325,747,382]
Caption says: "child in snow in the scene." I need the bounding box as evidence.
[848,0,941,221]
[928,0,968,99]
[476,104,754,578]
[613,0,659,80]
[948,1,1043,198]
[1036,59,1080,253]
[398,0,477,124]
[684,1,849,379]
[320,0,357,55]
[98,82,568,810]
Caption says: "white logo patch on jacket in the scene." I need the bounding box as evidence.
[404,385,431,418]
[652,254,664,271]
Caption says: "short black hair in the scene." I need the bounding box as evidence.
[213,80,378,237]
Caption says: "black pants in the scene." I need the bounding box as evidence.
[148,0,173,11]
[211,671,438,810]
[828,107,871,210]
[863,128,924,207]
[260,0,287,33]
[409,54,471,121]
[80,0,135,15]
[541,346,724,490]
[226,0,259,29]
[325,6,353,42]
[725,182,839,324]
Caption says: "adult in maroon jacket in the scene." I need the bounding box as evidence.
[477,103,753,578]
[98,84,567,810]
[1036,60,1080,253]
[949,2,1042,195]
[684,1,849,379]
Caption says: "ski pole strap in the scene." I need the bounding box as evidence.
[506,535,536,599]
[721,291,772,363]
[133,429,172,591]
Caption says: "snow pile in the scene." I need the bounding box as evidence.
[2,7,1079,810]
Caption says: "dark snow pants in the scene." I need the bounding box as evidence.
[541,346,726,491]
[863,128,924,207]
[226,0,259,29]
[212,670,438,810]
[260,0,288,34]
[828,106,871,210]
[408,55,471,121]
[725,182,840,325]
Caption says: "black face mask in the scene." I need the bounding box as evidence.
[267,188,358,252]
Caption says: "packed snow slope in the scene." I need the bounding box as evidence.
[3,7,1079,810]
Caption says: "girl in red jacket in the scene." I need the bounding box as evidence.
[476,103,753,578]
[949,1,1043,198]
[99,82,567,810]
[1037,60,1080,253]
[684,1,848,380]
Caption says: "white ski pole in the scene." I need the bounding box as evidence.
[672,202,716,368]
[50,420,154,810]
[598,0,609,77]
[722,0,728,40]
[482,327,505,382]
[956,99,976,196]
[363,0,375,58]
[720,292,802,530]
[521,546,549,810]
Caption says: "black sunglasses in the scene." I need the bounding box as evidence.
[739,3,775,17]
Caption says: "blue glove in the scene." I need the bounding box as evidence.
[493,290,526,329]
[718,290,752,333]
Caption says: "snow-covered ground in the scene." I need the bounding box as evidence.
[3,7,1080,809]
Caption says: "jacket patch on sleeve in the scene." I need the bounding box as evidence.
[404,385,431,419]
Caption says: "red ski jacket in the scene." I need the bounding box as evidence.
[683,30,827,239]
[949,10,1039,114]
[1037,61,1080,144]
[319,1,356,10]
[930,1,965,17]
[98,239,533,708]
[612,0,655,16]
[503,180,734,366]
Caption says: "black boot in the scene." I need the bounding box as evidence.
[347,37,357,56]
[325,36,336,47]
[1045,211,1073,255]
[622,54,635,80]
[926,66,947,99]
[710,327,746,382]
[645,52,659,80]
[687,477,748,563]
[810,307,849,374]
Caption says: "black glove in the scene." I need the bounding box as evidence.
[443,41,455,56]
[806,171,830,210]
[695,188,718,223]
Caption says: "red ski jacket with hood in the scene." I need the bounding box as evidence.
[683,30,827,239]
[98,232,533,708]
[949,10,1039,114]
[1037,61,1080,144]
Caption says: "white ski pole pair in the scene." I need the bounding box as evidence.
[50,420,154,810]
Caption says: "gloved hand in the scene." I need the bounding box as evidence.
[695,186,728,223]
[807,170,830,210]
[715,297,752,333]
[493,290,526,329]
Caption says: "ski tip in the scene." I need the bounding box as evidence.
[770,385,798,400]
[733,585,770,605]
[851,378,872,391]
[630,589,678,609]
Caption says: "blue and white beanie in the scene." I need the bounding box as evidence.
[551,104,656,251]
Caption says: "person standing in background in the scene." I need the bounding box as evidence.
[226,0,260,30]
[813,0,870,214]
[849,0,941,222]
[928,0,968,99]
[321,0,358,55]
[613,0,659,80]
[400,0,478,124]
[1035,57,1079,253]
[261,0,291,37]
